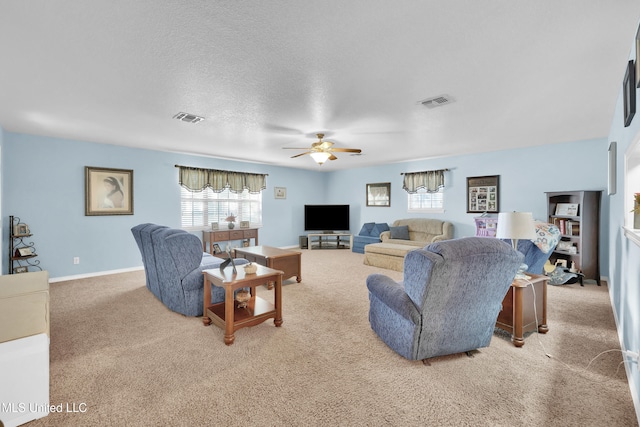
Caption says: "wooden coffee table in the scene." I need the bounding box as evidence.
[495,273,548,347]
[234,246,301,286]
[202,265,283,345]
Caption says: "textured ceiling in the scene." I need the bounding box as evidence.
[1,1,639,171]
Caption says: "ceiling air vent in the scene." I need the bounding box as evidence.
[418,95,454,109]
[173,112,204,124]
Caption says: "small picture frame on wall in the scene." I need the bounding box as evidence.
[466,175,499,213]
[14,266,28,274]
[635,24,640,88]
[366,182,391,207]
[85,166,134,215]
[274,187,286,199]
[624,60,636,127]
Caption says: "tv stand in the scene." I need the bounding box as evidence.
[307,233,352,250]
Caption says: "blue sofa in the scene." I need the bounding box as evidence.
[366,237,523,360]
[352,222,390,254]
[131,223,248,316]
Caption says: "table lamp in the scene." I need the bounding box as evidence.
[496,211,536,279]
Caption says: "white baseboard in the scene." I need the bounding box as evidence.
[49,266,144,283]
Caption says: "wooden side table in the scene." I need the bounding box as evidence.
[233,245,302,285]
[202,265,283,345]
[495,273,548,347]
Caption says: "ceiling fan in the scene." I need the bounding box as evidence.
[283,133,362,165]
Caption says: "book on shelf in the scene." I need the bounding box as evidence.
[551,218,580,236]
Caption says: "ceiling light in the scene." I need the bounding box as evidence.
[173,112,204,123]
[310,152,331,165]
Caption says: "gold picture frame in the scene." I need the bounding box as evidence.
[85,166,134,216]
[240,220,250,228]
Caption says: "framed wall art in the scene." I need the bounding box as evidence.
[624,60,636,127]
[13,223,30,236]
[467,175,499,213]
[85,166,134,216]
[636,24,640,88]
[274,187,286,199]
[366,182,391,207]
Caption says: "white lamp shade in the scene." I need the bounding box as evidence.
[310,151,331,165]
[495,212,536,240]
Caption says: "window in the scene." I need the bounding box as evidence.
[180,186,262,229]
[407,187,444,213]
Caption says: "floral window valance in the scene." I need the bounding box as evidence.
[177,165,267,194]
[402,169,447,194]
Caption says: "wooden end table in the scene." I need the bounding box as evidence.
[202,265,283,345]
[495,273,548,347]
[233,245,301,289]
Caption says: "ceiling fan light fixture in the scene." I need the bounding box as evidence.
[310,151,332,165]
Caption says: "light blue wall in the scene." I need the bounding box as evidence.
[0,125,4,274]
[606,25,640,418]
[328,139,609,272]
[1,132,324,278]
[2,131,611,280]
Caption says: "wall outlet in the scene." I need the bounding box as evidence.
[73,257,80,265]
[623,350,639,363]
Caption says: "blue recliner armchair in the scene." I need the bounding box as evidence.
[366,237,523,361]
[131,224,248,316]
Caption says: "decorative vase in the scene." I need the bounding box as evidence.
[235,289,250,308]
[244,263,257,274]
[228,222,235,229]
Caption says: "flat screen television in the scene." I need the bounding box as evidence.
[304,204,350,232]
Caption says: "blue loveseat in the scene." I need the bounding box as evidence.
[352,222,390,254]
[131,223,248,316]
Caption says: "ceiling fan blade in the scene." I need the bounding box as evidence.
[330,148,362,153]
[329,154,338,161]
[290,152,311,158]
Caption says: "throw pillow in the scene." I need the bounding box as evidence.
[359,222,375,236]
[389,225,410,240]
[372,223,390,237]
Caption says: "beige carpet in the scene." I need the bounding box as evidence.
[28,249,637,426]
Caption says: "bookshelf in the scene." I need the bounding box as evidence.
[546,191,601,285]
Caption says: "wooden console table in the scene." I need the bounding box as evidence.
[495,273,548,347]
[307,233,352,250]
[202,228,259,255]
[202,265,283,345]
